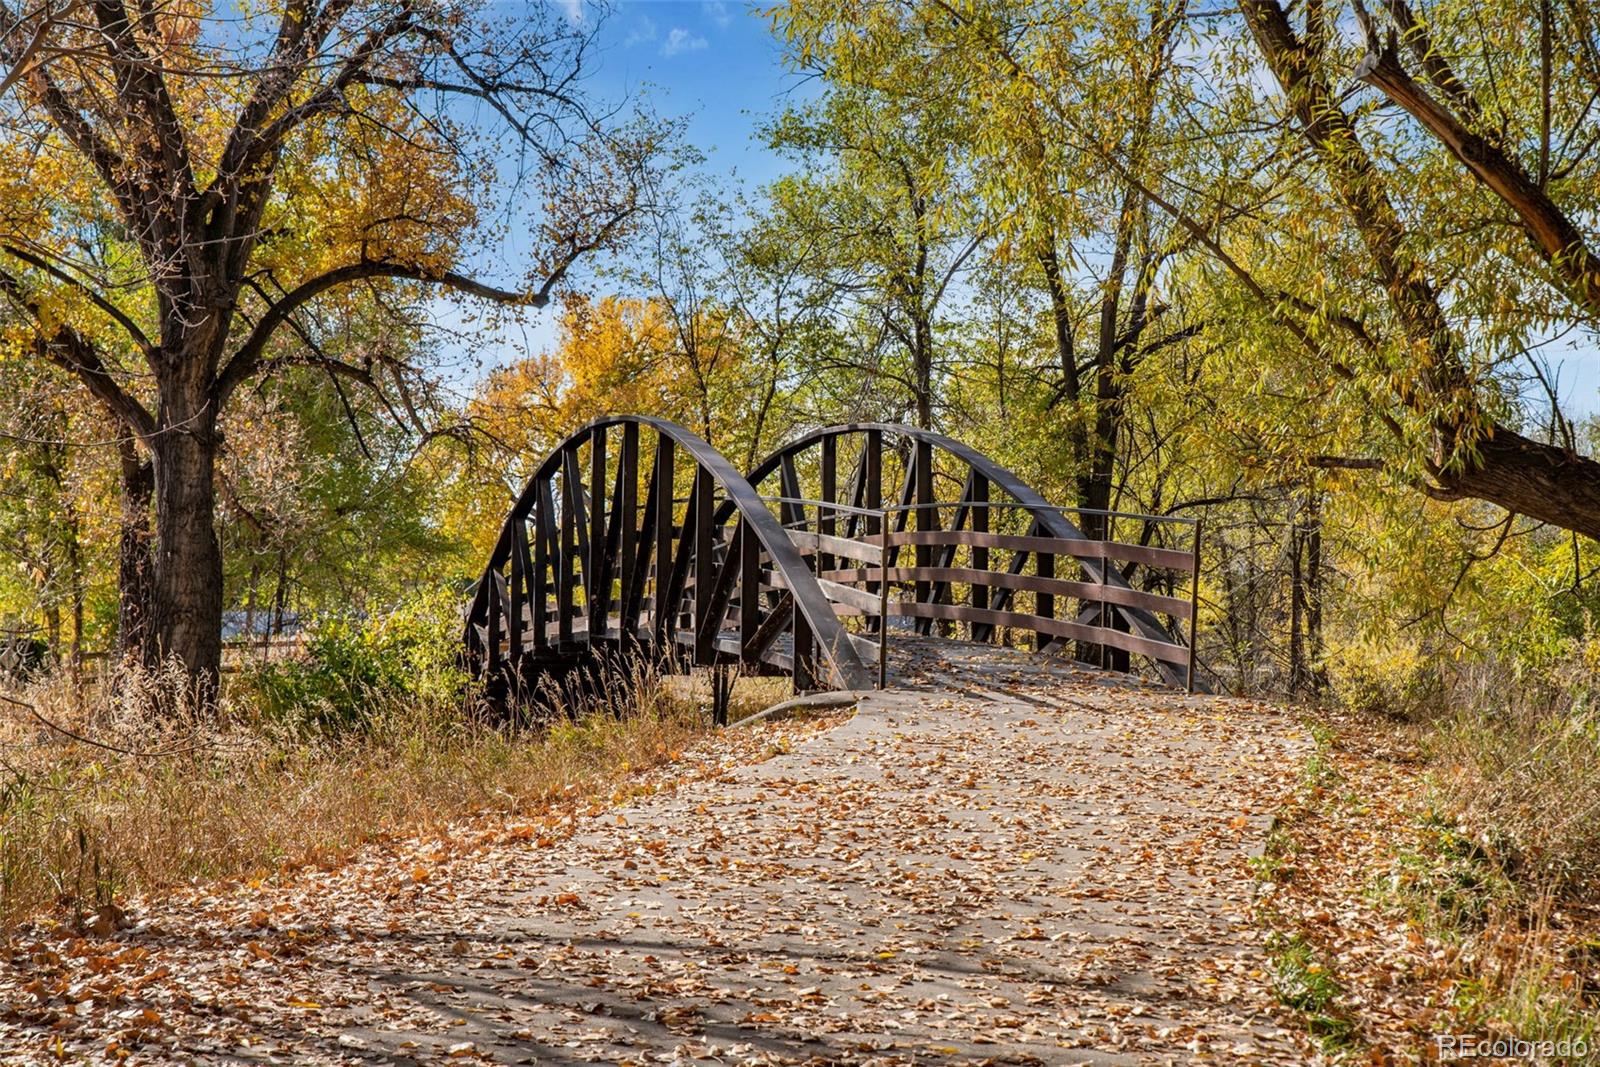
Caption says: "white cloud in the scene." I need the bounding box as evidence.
[702,1,732,27]
[624,15,657,47]
[551,0,584,25]
[661,27,708,56]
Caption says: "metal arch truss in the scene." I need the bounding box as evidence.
[463,418,1205,713]
[461,416,874,716]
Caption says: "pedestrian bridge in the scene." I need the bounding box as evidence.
[462,417,1203,716]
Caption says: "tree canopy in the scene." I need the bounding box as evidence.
[0,0,1594,706]
[0,0,660,694]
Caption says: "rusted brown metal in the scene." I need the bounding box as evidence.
[465,418,1207,712]
[737,424,1206,692]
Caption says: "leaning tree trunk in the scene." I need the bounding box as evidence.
[116,436,156,664]
[1242,0,1600,543]
[148,401,224,704]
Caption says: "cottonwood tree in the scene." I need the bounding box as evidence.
[0,0,658,698]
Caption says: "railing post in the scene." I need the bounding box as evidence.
[508,521,526,658]
[617,422,638,640]
[1036,549,1054,652]
[865,429,883,635]
[913,438,934,609]
[740,517,760,665]
[588,424,608,641]
[1188,518,1203,694]
[819,433,836,577]
[971,476,989,632]
[878,504,890,689]
[652,435,675,646]
[1097,539,1108,670]
[485,572,502,678]
[536,480,557,650]
[558,449,577,648]
[693,465,714,665]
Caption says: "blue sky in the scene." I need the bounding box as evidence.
[434,1,806,378]
[578,0,807,188]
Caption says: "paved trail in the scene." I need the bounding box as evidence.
[0,646,1310,1065]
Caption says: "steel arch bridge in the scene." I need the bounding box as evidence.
[462,416,1203,715]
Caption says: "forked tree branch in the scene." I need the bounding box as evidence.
[0,242,153,355]
[214,201,636,405]
[0,266,156,437]
[1352,0,1600,317]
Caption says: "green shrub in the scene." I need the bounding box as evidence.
[237,586,469,736]
[1327,638,1445,720]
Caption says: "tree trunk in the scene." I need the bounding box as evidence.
[1434,427,1600,542]
[116,437,156,664]
[243,560,260,659]
[272,548,289,637]
[64,501,83,684]
[1289,509,1306,693]
[148,415,224,702]
[912,315,933,429]
[44,603,59,661]
[1305,493,1325,692]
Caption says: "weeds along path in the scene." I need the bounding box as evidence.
[0,647,1309,1065]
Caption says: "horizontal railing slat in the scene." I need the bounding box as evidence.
[785,529,883,564]
[818,565,1191,619]
[888,601,1191,666]
[814,577,884,613]
[879,529,1193,571]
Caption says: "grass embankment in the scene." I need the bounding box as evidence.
[1256,693,1600,1063]
[0,664,777,933]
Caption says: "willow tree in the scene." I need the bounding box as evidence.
[776,0,1600,540]
[775,0,1204,534]
[0,0,655,696]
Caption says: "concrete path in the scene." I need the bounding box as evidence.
[0,646,1310,1064]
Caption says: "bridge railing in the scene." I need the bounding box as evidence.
[762,496,1202,692]
[467,418,1209,710]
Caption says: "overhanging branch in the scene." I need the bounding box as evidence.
[215,259,539,406]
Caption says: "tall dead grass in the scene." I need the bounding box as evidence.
[1429,656,1600,901]
[0,659,752,932]
[1387,652,1600,1055]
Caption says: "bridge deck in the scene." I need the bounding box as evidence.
[508,620,1174,694]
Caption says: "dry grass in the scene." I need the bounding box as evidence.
[1275,647,1600,1061]
[1413,662,1600,1058]
[0,661,781,933]
[1256,704,1600,1062]
[1428,680,1600,902]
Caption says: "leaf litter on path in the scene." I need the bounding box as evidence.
[0,648,1310,1065]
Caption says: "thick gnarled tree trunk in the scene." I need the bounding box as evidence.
[147,373,225,697]
[115,437,155,663]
